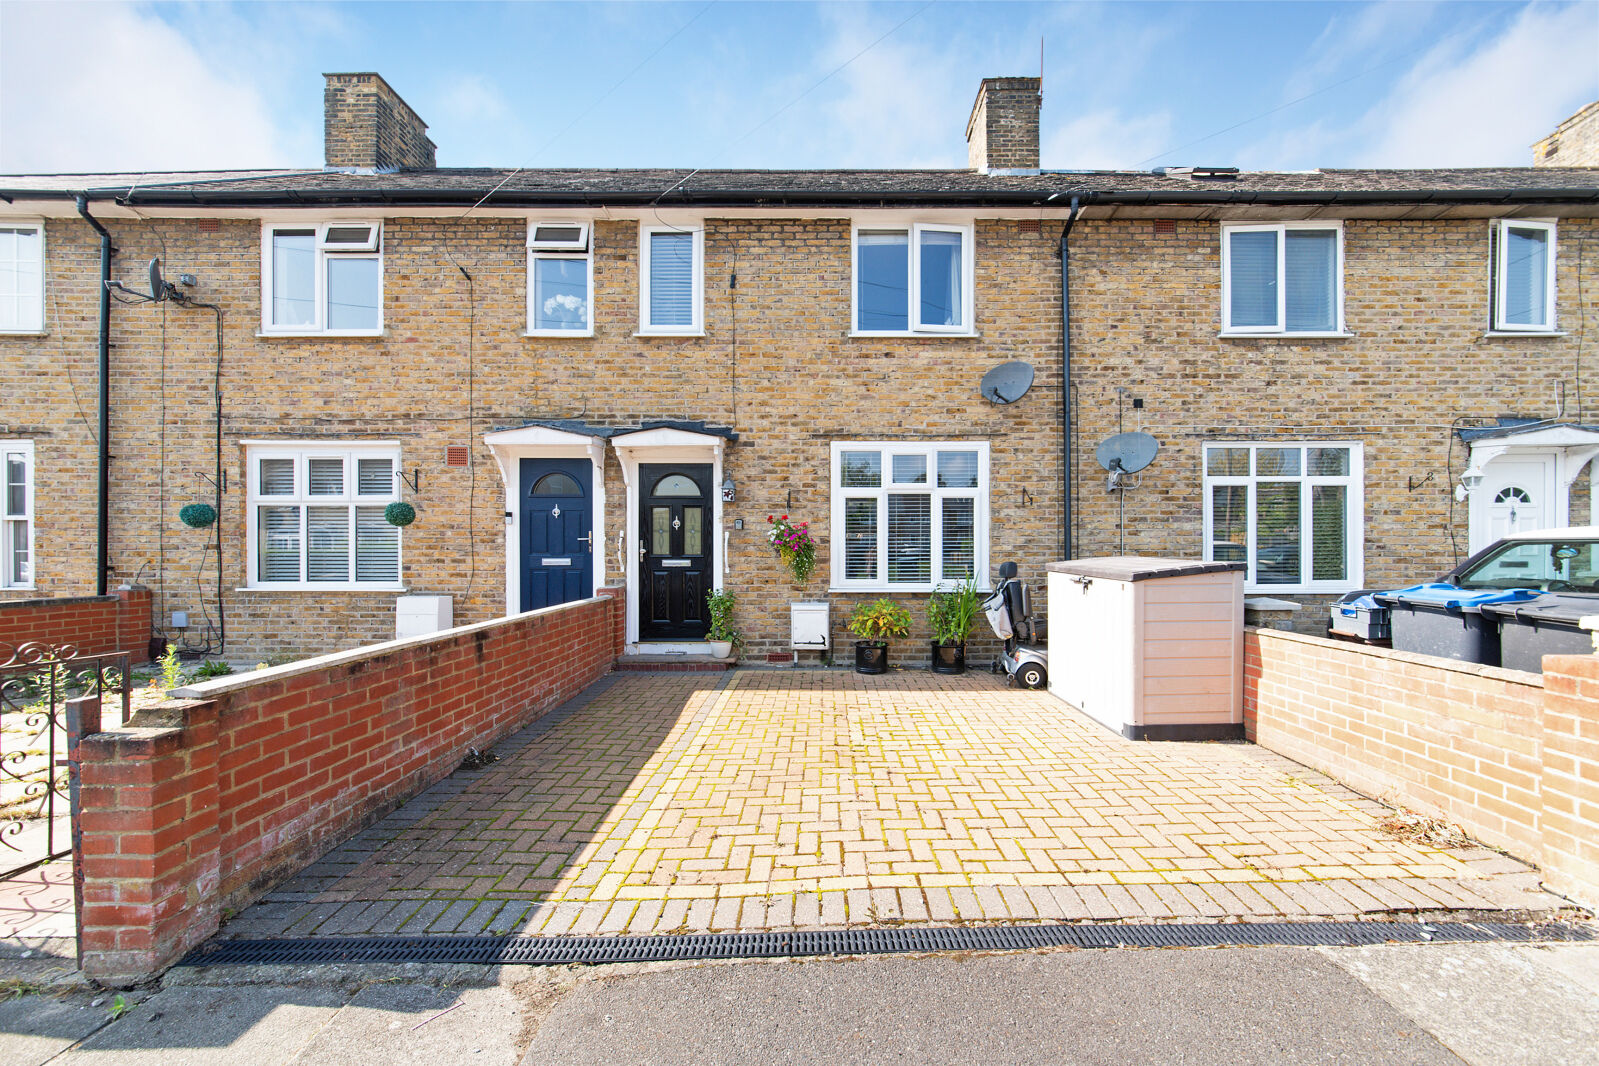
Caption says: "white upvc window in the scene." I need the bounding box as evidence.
[1202,441,1364,593]
[246,443,403,589]
[1,441,34,589]
[527,222,593,335]
[830,441,989,592]
[1221,222,1344,335]
[1493,219,1557,331]
[0,221,45,333]
[639,224,703,335]
[852,223,975,335]
[261,221,383,335]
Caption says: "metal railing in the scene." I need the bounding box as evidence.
[0,642,131,879]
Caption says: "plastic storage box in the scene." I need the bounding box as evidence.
[1479,593,1599,673]
[1329,590,1391,642]
[1374,584,1539,667]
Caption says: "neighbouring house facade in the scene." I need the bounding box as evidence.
[2,73,1597,662]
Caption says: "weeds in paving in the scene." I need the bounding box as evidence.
[1378,807,1473,849]
[107,992,128,1020]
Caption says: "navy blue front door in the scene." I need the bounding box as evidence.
[519,458,593,612]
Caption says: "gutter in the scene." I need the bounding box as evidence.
[1059,195,1084,562]
[75,196,113,597]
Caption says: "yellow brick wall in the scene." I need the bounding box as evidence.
[1,211,1594,661]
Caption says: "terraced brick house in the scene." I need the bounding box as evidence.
[2,73,1597,662]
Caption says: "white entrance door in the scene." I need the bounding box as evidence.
[1471,455,1556,552]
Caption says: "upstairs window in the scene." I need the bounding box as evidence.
[853,224,973,334]
[1493,220,1557,331]
[247,444,402,588]
[0,222,44,333]
[262,222,382,335]
[528,222,592,335]
[1221,223,1343,335]
[639,224,703,335]
[831,441,989,592]
[2,441,33,588]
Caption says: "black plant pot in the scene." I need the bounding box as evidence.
[854,641,888,674]
[930,640,966,674]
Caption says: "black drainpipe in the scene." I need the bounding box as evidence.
[75,196,113,596]
[1059,195,1083,562]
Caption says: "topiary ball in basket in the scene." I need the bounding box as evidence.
[384,501,417,527]
[179,503,217,528]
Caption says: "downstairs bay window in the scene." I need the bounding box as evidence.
[1203,442,1363,592]
[831,441,989,591]
[246,443,402,589]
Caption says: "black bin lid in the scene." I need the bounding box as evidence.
[1479,592,1599,627]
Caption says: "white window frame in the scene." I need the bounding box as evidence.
[829,440,990,593]
[850,222,976,336]
[259,221,384,336]
[1201,440,1364,594]
[245,442,404,590]
[1219,221,1346,336]
[527,221,594,337]
[1,440,34,589]
[638,223,704,336]
[0,220,45,334]
[1492,219,1558,332]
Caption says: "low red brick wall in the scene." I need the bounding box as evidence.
[0,586,152,662]
[75,594,621,984]
[1246,628,1599,910]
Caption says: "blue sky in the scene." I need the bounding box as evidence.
[2,1,1596,174]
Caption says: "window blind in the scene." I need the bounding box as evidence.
[887,495,931,583]
[308,458,344,496]
[355,506,399,582]
[1285,230,1337,331]
[259,506,301,582]
[649,231,694,327]
[357,458,393,496]
[1503,226,1549,326]
[844,499,877,580]
[306,507,350,582]
[1228,230,1278,328]
[259,458,295,495]
[941,498,975,579]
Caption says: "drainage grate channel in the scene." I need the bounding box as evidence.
[180,920,1593,968]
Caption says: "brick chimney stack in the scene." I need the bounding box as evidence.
[1533,100,1599,167]
[323,73,437,171]
[966,77,1042,173]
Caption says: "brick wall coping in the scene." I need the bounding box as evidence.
[171,595,609,699]
[0,593,121,611]
[1248,625,1546,690]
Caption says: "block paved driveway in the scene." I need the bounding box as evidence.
[226,670,1563,941]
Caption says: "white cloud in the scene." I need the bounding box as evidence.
[1349,3,1599,167]
[1042,109,1173,170]
[0,1,303,173]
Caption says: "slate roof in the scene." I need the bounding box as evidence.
[5,166,1599,208]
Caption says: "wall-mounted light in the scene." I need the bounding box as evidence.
[1455,466,1485,503]
[721,476,736,503]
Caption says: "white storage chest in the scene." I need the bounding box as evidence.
[1045,557,1245,741]
[396,594,453,639]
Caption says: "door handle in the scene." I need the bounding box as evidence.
[579,532,593,549]
[639,539,647,561]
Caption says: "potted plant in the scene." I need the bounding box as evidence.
[928,576,981,674]
[705,588,741,660]
[846,598,912,674]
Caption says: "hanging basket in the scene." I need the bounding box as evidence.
[384,501,417,527]
[179,503,217,529]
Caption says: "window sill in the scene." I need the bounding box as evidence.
[1483,330,1566,338]
[236,585,408,593]
[1217,331,1355,340]
[0,585,37,592]
[847,331,980,339]
[0,330,47,338]
[256,331,386,340]
[1243,586,1362,596]
[525,329,595,339]
[634,330,706,339]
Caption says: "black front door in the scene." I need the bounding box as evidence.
[520,457,593,612]
[639,463,712,640]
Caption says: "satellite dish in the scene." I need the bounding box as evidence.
[1095,432,1160,474]
[148,258,167,302]
[980,361,1035,405]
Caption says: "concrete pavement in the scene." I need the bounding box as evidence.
[3,940,1595,1065]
